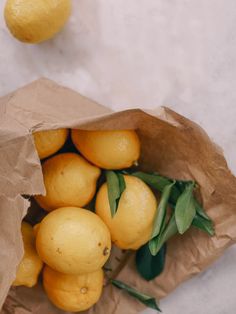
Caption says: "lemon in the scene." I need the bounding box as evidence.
[96,175,157,250]
[33,129,69,160]
[71,129,141,169]
[35,153,101,211]
[4,0,71,44]
[12,222,43,287]
[43,266,103,312]
[36,207,111,275]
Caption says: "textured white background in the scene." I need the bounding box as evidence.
[0,1,236,313]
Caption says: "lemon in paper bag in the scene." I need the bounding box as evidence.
[96,175,157,250]
[13,222,43,287]
[33,129,69,160]
[35,153,101,211]
[43,266,104,312]
[71,129,141,169]
[36,207,111,275]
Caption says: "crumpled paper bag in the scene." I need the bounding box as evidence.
[1,78,236,314]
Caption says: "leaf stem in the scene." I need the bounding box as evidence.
[111,279,161,312]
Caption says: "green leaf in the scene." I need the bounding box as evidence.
[106,171,126,217]
[117,172,126,194]
[131,172,180,204]
[194,199,211,221]
[131,170,214,239]
[175,183,196,234]
[151,182,175,239]
[149,237,160,257]
[152,184,173,238]
[175,180,194,192]
[192,214,215,236]
[149,213,178,256]
[136,243,166,281]
[132,171,170,191]
[111,279,161,312]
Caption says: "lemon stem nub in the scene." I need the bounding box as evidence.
[103,247,110,256]
[80,287,88,294]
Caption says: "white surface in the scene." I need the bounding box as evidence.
[0,1,236,313]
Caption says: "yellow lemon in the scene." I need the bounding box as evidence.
[36,207,111,275]
[96,175,157,250]
[71,129,141,169]
[43,266,103,312]
[12,222,43,287]
[4,0,71,43]
[33,129,69,160]
[35,153,101,211]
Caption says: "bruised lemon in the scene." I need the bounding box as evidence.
[96,175,157,250]
[12,222,43,287]
[36,207,111,275]
[4,0,71,43]
[35,153,101,211]
[43,266,103,312]
[33,129,69,160]
[71,129,141,169]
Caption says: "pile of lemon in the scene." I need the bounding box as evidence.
[13,128,158,312]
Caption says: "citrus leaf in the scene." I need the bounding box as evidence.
[105,171,126,217]
[151,182,175,239]
[175,183,196,234]
[131,172,180,204]
[149,213,178,256]
[192,214,215,236]
[131,171,214,240]
[111,279,161,312]
[175,180,194,192]
[132,171,170,191]
[194,199,211,221]
[117,172,126,194]
[136,243,166,281]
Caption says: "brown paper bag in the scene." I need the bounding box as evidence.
[1,78,236,314]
